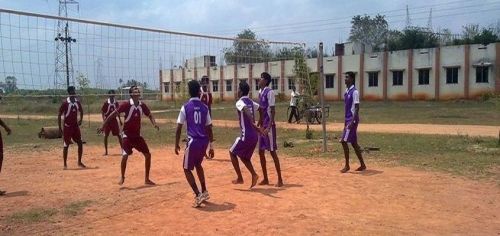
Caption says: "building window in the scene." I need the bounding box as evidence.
[271,77,279,90]
[368,72,378,87]
[475,66,489,83]
[226,80,233,92]
[163,82,170,93]
[255,79,260,90]
[288,77,295,90]
[392,71,403,86]
[418,69,430,85]
[212,80,219,92]
[175,82,181,93]
[325,74,334,88]
[446,67,459,84]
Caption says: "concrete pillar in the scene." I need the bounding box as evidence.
[464,45,470,99]
[434,47,441,100]
[408,49,414,100]
[383,51,388,101]
[337,55,343,101]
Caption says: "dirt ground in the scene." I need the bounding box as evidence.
[1,114,499,137]
[0,145,498,235]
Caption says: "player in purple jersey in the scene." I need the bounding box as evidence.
[0,118,11,195]
[340,72,366,173]
[257,72,284,187]
[229,81,260,189]
[175,80,215,208]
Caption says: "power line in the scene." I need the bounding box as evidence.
[256,6,500,38]
[248,2,500,35]
[209,0,499,34]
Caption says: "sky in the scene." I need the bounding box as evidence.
[1,0,499,45]
[0,0,499,90]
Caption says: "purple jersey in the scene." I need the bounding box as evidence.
[177,97,212,139]
[259,87,275,128]
[344,85,360,122]
[230,96,259,159]
[236,96,259,141]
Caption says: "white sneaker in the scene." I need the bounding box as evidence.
[192,193,203,208]
[200,191,210,202]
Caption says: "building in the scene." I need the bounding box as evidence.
[160,43,500,101]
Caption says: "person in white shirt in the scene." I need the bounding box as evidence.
[288,86,300,123]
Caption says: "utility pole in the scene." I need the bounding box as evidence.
[54,0,78,89]
[318,42,327,152]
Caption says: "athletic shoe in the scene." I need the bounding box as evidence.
[192,193,203,208]
[200,191,210,202]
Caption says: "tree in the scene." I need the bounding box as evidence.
[387,28,439,51]
[438,28,454,46]
[462,24,480,44]
[123,79,147,89]
[349,14,389,51]
[224,29,273,64]
[472,28,499,45]
[4,76,17,93]
[75,72,90,91]
[273,46,303,60]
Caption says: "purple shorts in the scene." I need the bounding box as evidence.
[341,121,358,143]
[230,135,258,160]
[259,125,277,151]
[183,138,209,170]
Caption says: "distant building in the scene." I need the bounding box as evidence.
[160,43,499,102]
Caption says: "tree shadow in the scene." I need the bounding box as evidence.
[2,190,29,198]
[197,201,236,212]
[348,169,384,176]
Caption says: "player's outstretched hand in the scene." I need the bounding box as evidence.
[154,124,160,131]
[78,120,83,126]
[208,149,215,159]
[5,127,11,135]
[175,145,181,155]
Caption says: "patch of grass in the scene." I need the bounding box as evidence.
[7,208,58,223]
[63,200,93,216]
[278,130,500,181]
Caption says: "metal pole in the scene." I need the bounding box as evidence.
[65,23,70,88]
[319,42,327,152]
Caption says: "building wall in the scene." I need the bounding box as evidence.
[251,63,266,97]
[387,50,409,100]
[223,65,235,100]
[412,48,435,100]
[341,55,360,96]
[160,43,498,102]
[363,52,383,100]
[323,56,339,100]
[469,44,497,98]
